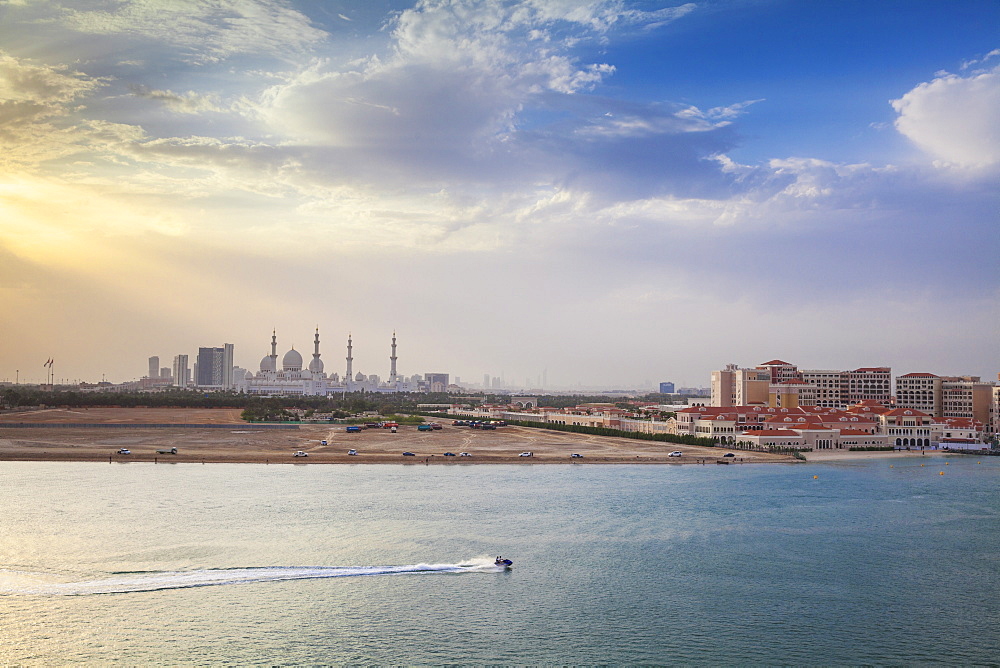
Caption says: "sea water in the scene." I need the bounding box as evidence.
[1,458,998,665]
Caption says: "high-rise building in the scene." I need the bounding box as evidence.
[425,373,449,393]
[148,356,159,378]
[711,364,769,407]
[160,367,171,379]
[196,344,235,389]
[659,382,675,394]
[222,343,234,389]
[172,354,189,388]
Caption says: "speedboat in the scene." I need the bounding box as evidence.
[494,557,513,568]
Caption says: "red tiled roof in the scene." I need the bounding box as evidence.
[939,417,981,428]
[852,367,890,373]
[760,359,792,366]
[838,429,878,436]
[899,372,939,378]
[883,407,931,417]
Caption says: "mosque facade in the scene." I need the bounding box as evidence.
[235,330,420,396]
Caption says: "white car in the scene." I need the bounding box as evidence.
[668,451,683,457]
[518,452,533,457]
[459,452,472,457]
[347,449,358,456]
[293,451,308,457]
[117,448,131,455]
[570,453,583,458]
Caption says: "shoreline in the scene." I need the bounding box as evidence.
[1,408,980,466]
[0,407,798,465]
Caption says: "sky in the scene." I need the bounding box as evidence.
[0,0,997,390]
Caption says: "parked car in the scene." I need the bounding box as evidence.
[459,452,472,457]
[346,426,361,432]
[443,452,456,457]
[390,426,397,433]
[417,424,433,431]
[518,452,533,457]
[452,420,467,426]
[723,453,736,458]
[402,451,415,456]
[570,453,583,458]
[293,451,308,457]
[430,423,443,430]
[668,451,683,457]
[117,448,131,455]
[320,440,328,445]
[348,449,358,456]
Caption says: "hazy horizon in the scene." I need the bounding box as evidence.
[2,1,997,388]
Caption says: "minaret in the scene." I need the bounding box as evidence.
[389,331,398,385]
[270,329,278,366]
[313,327,321,365]
[345,333,353,384]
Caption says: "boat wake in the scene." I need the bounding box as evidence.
[0,557,507,596]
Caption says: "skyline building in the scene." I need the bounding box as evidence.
[148,356,159,379]
[196,344,235,389]
[172,354,189,388]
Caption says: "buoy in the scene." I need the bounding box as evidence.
[890,465,894,468]
[921,464,924,467]
[946,462,949,465]
[813,475,818,479]
[939,471,944,475]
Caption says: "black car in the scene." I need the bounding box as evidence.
[723,453,736,457]
[402,452,416,456]
[443,452,456,456]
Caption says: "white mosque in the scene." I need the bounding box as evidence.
[235,329,421,396]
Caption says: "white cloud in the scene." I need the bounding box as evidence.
[0,52,105,166]
[128,85,224,114]
[891,64,1000,168]
[0,51,101,106]
[58,0,327,64]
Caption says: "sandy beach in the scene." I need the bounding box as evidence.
[0,407,801,465]
[802,448,954,462]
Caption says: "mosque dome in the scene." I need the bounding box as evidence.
[260,355,276,373]
[244,370,253,380]
[282,348,303,371]
[308,357,324,373]
[355,371,366,382]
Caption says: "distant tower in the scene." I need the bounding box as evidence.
[270,329,278,368]
[148,356,159,378]
[308,327,324,376]
[389,331,398,384]
[346,333,353,383]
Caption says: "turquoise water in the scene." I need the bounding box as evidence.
[1,458,998,665]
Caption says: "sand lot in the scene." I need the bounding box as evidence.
[0,408,797,465]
